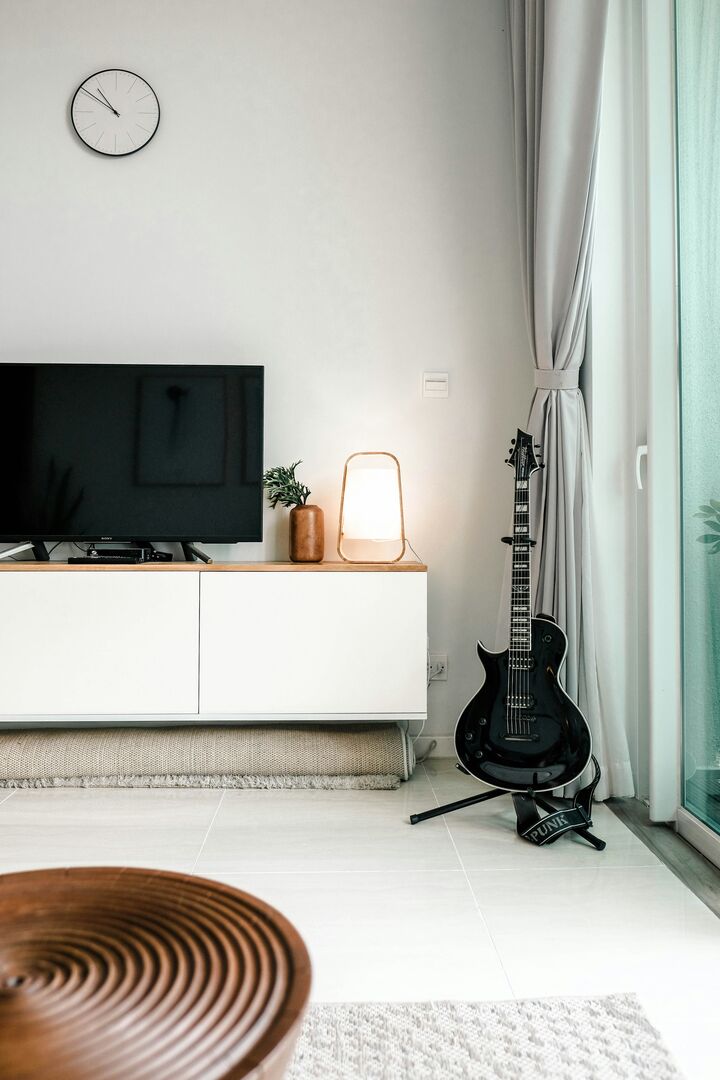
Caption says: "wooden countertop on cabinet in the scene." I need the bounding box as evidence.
[0,561,427,572]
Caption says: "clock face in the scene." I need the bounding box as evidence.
[71,70,160,156]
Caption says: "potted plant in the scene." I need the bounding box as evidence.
[263,461,324,563]
[696,501,720,554]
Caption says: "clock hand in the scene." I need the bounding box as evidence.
[79,86,119,116]
[95,85,120,117]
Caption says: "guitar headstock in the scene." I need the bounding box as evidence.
[505,429,543,479]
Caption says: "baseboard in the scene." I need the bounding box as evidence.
[414,735,455,760]
[677,807,720,872]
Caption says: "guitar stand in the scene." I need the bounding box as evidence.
[409,756,606,851]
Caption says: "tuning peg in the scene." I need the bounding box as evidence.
[511,438,516,444]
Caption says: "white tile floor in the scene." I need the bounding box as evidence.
[1,760,718,1079]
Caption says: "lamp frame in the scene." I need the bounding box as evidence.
[337,451,406,563]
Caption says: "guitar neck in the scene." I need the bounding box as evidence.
[509,474,532,653]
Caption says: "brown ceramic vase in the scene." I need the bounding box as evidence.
[289,504,324,562]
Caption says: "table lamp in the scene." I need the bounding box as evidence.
[337,452,406,563]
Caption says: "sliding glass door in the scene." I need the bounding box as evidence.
[675,0,720,849]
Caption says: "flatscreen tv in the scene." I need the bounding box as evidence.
[0,364,264,544]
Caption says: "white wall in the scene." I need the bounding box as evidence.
[0,0,531,752]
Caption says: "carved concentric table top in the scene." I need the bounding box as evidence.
[0,867,311,1080]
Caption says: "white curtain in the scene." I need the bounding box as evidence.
[506,0,634,798]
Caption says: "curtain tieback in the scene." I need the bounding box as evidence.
[534,369,579,390]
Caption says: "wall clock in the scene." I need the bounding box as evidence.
[71,70,160,157]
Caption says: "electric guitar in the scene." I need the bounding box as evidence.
[455,430,592,792]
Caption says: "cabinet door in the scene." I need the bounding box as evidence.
[200,572,427,716]
[0,572,199,715]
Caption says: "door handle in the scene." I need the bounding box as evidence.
[636,445,648,490]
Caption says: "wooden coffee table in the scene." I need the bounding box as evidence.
[0,867,311,1079]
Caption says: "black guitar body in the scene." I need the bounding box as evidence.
[455,615,592,792]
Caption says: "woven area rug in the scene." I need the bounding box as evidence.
[0,724,413,789]
[287,996,683,1080]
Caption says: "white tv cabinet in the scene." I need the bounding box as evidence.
[0,563,427,725]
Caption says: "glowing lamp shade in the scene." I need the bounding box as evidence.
[338,452,406,563]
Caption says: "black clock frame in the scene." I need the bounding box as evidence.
[70,69,161,158]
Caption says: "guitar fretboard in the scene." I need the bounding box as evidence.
[509,477,532,657]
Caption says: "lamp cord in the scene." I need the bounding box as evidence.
[405,538,423,564]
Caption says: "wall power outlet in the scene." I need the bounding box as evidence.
[427,654,448,682]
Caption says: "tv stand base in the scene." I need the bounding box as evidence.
[181,542,213,564]
[0,542,49,562]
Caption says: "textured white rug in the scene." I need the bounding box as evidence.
[287,996,682,1080]
[0,773,401,790]
[0,724,413,789]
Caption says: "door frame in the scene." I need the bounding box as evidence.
[677,808,720,866]
[644,0,720,871]
[642,0,683,825]
[661,0,720,866]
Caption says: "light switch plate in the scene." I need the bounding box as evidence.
[422,371,449,398]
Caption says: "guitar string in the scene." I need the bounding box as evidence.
[508,472,514,736]
[508,517,513,735]
[509,481,514,736]
[525,478,529,737]
[528,468,533,735]
[513,463,531,737]
[525,505,529,741]
[510,494,514,737]
[520,477,526,738]
[515,481,521,736]
[511,454,534,737]
[519,475,526,737]
[514,472,523,738]
[512,476,519,736]
[511,470,519,736]
[525,468,532,735]
[515,481,521,737]
[526,483,533,743]
[526,479,533,734]
[518,472,525,734]
[511,479,518,738]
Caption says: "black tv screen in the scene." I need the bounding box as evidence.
[0,364,264,543]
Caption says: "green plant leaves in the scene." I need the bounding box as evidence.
[695,500,720,551]
[262,461,311,509]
